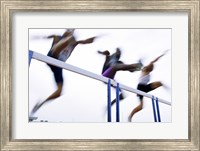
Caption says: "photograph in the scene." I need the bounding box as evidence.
[1,0,199,150]
[29,28,171,123]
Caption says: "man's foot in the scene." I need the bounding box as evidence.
[138,59,143,69]
[129,59,143,72]
[31,101,41,115]
[29,116,38,122]
[111,93,125,106]
[119,93,124,100]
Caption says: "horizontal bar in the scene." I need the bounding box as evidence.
[31,51,171,106]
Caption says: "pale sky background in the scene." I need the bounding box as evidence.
[29,28,171,123]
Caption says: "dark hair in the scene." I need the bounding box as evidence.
[146,64,154,72]
[62,29,75,37]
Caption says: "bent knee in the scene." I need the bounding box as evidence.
[55,87,62,97]
[157,81,162,87]
[151,81,162,89]
[57,89,62,96]
[139,104,143,110]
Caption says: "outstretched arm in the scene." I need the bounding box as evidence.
[46,35,57,39]
[44,35,61,45]
[142,50,169,72]
[150,50,168,64]
[76,36,96,45]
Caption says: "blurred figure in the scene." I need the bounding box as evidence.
[128,50,169,122]
[98,48,122,74]
[30,29,97,115]
[98,48,143,106]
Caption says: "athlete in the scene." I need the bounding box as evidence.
[128,50,169,122]
[30,29,97,115]
[98,48,143,106]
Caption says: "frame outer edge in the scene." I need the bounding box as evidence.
[0,0,199,151]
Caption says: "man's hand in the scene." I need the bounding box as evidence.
[84,36,96,44]
[97,50,110,56]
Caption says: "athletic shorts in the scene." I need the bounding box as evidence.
[102,67,115,79]
[102,67,122,92]
[137,83,153,99]
[47,51,63,84]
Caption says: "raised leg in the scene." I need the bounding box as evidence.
[31,83,63,114]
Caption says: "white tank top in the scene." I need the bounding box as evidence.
[139,74,150,84]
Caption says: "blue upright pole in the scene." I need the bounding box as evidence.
[116,83,120,122]
[151,96,157,122]
[155,97,161,122]
[29,50,33,66]
[107,79,111,122]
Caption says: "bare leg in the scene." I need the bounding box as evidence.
[149,81,162,89]
[113,62,142,72]
[151,81,170,91]
[106,81,161,121]
[128,99,143,122]
[111,93,125,106]
[31,83,63,114]
[128,81,162,122]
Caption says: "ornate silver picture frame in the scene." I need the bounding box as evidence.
[0,0,199,150]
